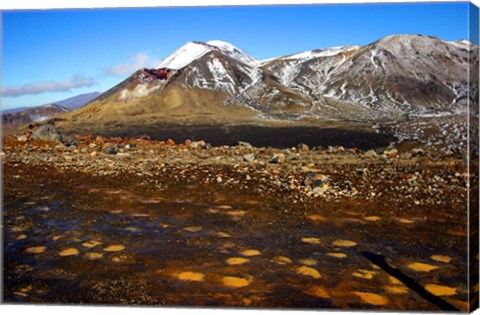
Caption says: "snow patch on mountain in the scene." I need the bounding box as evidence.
[156,42,213,70]
[157,40,258,70]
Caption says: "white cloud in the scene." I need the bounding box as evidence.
[1,76,96,98]
[102,52,161,77]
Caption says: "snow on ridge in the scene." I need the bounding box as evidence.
[207,40,258,66]
[279,46,361,61]
[447,39,475,49]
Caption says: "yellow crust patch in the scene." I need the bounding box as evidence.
[226,257,250,265]
[175,271,205,282]
[59,248,79,256]
[425,284,457,296]
[103,245,125,252]
[352,291,389,305]
[222,276,251,288]
[406,262,439,272]
[296,266,322,279]
[332,240,357,247]
[302,237,321,245]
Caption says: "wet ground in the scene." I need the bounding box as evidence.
[3,151,473,311]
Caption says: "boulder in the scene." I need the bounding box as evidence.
[364,150,378,157]
[297,143,310,152]
[62,134,78,147]
[243,153,256,162]
[17,135,28,142]
[238,141,253,149]
[383,148,399,157]
[31,124,63,143]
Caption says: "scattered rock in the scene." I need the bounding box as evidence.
[17,135,28,142]
[411,148,425,156]
[165,139,176,145]
[238,141,253,148]
[104,146,118,155]
[383,148,399,157]
[269,153,285,164]
[297,143,309,152]
[243,153,256,162]
[364,150,378,157]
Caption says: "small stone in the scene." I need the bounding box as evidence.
[383,148,399,157]
[269,153,285,164]
[165,138,176,145]
[104,146,117,155]
[17,135,28,142]
[243,154,256,162]
[297,143,309,152]
[216,176,223,183]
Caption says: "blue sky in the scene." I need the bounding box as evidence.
[1,2,475,110]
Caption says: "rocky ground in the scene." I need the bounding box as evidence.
[2,130,477,311]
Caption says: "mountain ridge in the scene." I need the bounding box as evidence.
[57,34,478,133]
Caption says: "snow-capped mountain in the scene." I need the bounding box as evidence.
[60,35,478,126]
[156,40,257,70]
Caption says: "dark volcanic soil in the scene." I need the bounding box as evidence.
[2,134,476,311]
[58,123,395,150]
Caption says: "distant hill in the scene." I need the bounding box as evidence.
[2,104,69,127]
[2,91,101,114]
[54,92,101,110]
[2,92,101,127]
